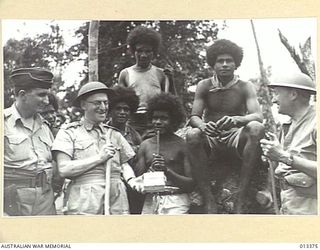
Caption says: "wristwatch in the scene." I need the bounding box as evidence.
[283,153,294,166]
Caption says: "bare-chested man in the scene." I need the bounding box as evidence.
[135,93,195,214]
[186,39,264,214]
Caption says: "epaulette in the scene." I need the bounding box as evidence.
[61,121,82,129]
[102,123,118,131]
[43,119,51,127]
[3,108,12,119]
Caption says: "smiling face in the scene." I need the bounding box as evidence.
[213,53,236,80]
[40,104,57,127]
[134,43,154,69]
[152,110,172,135]
[110,102,131,127]
[81,92,109,123]
[272,87,293,115]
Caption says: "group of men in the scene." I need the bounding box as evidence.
[3,25,317,216]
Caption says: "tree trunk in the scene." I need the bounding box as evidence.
[88,20,100,82]
[250,20,276,133]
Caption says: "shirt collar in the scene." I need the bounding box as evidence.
[106,119,129,135]
[282,105,315,126]
[81,117,104,132]
[10,103,44,127]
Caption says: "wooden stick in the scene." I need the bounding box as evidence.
[156,130,160,155]
[268,159,280,215]
[104,129,112,215]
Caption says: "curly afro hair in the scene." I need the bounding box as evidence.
[148,93,186,132]
[206,39,244,68]
[127,26,162,54]
[109,86,139,113]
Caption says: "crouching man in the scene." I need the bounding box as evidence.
[186,39,265,213]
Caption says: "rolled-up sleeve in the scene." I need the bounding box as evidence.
[52,129,74,158]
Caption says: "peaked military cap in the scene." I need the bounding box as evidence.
[10,67,54,89]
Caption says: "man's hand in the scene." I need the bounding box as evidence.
[142,129,156,140]
[216,116,239,131]
[150,154,167,172]
[127,175,144,193]
[200,121,221,137]
[99,143,117,162]
[260,132,288,162]
[163,67,173,78]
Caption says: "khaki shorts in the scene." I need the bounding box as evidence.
[280,187,318,215]
[67,179,129,215]
[16,187,56,216]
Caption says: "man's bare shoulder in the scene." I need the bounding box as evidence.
[198,78,212,87]
[152,65,166,79]
[195,78,212,93]
[237,80,257,95]
[140,137,154,148]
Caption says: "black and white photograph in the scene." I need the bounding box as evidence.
[2,18,317,218]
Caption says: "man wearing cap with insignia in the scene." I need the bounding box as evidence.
[4,67,56,216]
[260,71,317,215]
[52,81,143,215]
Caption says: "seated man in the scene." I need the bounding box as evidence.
[186,39,265,214]
[135,93,195,214]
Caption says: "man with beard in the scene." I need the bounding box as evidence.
[186,39,265,214]
[52,82,143,215]
[260,72,317,215]
[4,68,56,216]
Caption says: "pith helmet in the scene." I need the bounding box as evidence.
[10,67,53,89]
[269,72,316,94]
[73,81,115,107]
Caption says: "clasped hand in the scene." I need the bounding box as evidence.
[127,176,144,193]
[150,154,167,172]
[260,132,286,162]
[202,116,238,137]
[99,143,117,161]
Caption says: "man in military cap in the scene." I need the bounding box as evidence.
[260,72,317,215]
[4,67,56,216]
[52,81,143,215]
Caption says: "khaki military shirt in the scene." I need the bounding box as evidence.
[275,105,317,177]
[52,119,135,182]
[4,104,53,172]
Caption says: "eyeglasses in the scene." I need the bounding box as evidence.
[86,100,109,107]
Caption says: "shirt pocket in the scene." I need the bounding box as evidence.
[4,134,30,162]
[73,139,96,159]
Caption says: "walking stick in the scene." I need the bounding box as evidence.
[156,130,160,155]
[268,159,280,214]
[104,129,112,215]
